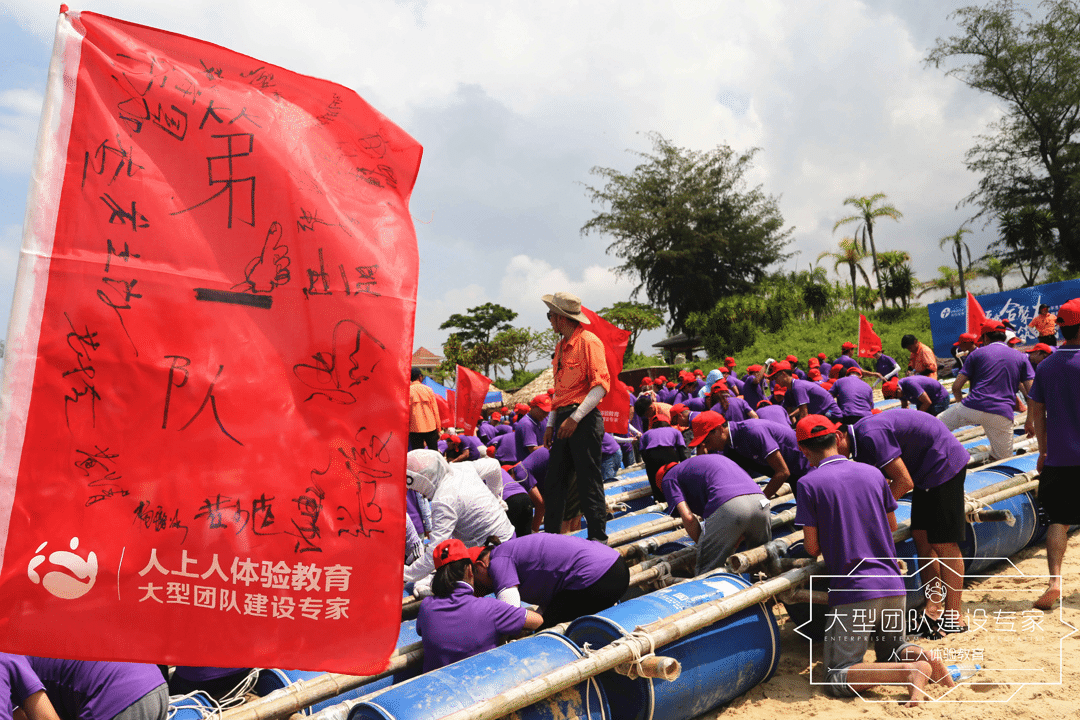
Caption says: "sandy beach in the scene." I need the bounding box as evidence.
[700,529,1080,718]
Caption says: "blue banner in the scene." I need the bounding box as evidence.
[927,279,1080,356]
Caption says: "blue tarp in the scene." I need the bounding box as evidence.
[421,375,503,405]
[927,278,1080,357]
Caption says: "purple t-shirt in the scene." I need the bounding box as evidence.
[685,397,709,412]
[792,368,807,381]
[639,426,686,451]
[493,425,513,437]
[601,433,620,457]
[959,342,1033,419]
[875,354,899,377]
[460,435,485,460]
[171,666,247,682]
[794,456,905,605]
[849,412,968,489]
[502,476,528,500]
[0,654,44,720]
[661,454,763,518]
[726,376,745,395]
[1029,345,1080,466]
[832,354,860,372]
[513,447,549,492]
[714,396,754,423]
[487,534,620,608]
[819,361,833,379]
[417,583,527,671]
[898,375,948,406]
[756,404,791,427]
[741,377,767,409]
[783,378,841,418]
[829,375,874,419]
[514,415,545,460]
[490,432,519,465]
[727,419,810,482]
[26,658,165,720]
[477,422,497,444]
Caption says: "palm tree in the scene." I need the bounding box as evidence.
[877,250,914,309]
[975,255,1013,293]
[917,265,973,300]
[939,226,973,299]
[817,237,872,310]
[833,193,903,307]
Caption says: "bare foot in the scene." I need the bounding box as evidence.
[1034,586,1060,611]
[928,657,956,689]
[904,661,933,707]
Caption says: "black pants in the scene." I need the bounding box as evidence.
[1038,334,1058,347]
[505,492,533,537]
[642,446,682,503]
[545,407,607,540]
[409,430,439,451]
[542,557,630,627]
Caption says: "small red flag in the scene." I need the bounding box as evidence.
[858,314,882,357]
[966,292,988,336]
[455,365,492,435]
[443,389,456,429]
[581,307,632,434]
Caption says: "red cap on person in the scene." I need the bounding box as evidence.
[1057,298,1080,325]
[711,381,728,392]
[448,434,461,444]
[1027,343,1055,354]
[666,382,676,389]
[530,394,552,412]
[818,353,827,361]
[795,414,842,443]
[694,369,704,377]
[547,388,555,396]
[756,399,772,408]
[808,369,822,381]
[491,412,502,421]
[433,539,481,569]
[515,403,530,413]
[807,357,820,368]
[954,332,978,346]
[1007,336,1022,346]
[724,357,736,367]
[719,366,731,374]
[785,354,798,363]
[773,384,788,395]
[846,366,863,376]
[486,446,496,457]
[656,461,679,487]
[766,361,792,377]
[746,364,763,373]
[650,407,672,428]
[657,375,667,384]
[640,377,653,388]
[981,318,1006,335]
[882,377,899,398]
[829,365,841,379]
[841,341,856,351]
[670,403,688,416]
[688,411,726,447]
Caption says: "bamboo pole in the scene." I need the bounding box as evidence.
[605,516,685,546]
[433,562,825,720]
[617,528,690,559]
[605,484,654,506]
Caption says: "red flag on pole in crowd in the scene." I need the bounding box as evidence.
[967,291,988,336]
[857,314,882,357]
[433,392,451,430]
[442,389,455,429]
[455,365,492,435]
[0,10,422,674]
[581,307,632,434]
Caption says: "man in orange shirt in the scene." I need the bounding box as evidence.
[542,291,611,541]
[1029,304,1058,346]
[901,334,938,377]
[409,368,442,450]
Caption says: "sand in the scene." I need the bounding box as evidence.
[696,530,1080,718]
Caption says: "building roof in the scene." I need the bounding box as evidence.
[412,347,443,367]
[651,334,703,350]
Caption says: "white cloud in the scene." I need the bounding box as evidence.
[0,88,43,173]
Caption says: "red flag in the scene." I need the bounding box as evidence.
[442,389,455,429]
[455,365,492,435]
[0,10,422,673]
[857,314,882,357]
[967,292,988,336]
[581,307,632,434]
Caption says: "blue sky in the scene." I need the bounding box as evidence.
[0,1,1036,367]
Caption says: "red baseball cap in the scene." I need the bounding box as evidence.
[766,361,792,377]
[547,388,555,396]
[981,318,1006,335]
[746,364,763,373]
[693,369,704,377]
[1027,343,1055,354]
[756,399,772,408]
[1057,298,1080,325]
[688,411,726,447]
[711,381,728,392]
[448,434,462,444]
[1007,336,1022,346]
[846,366,863,376]
[491,412,502,421]
[807,357,820,368]
[656,375,667,384]
[719,366,731,374]
[953,332,978,346]
[650,407,672,427]
[773,385,788,395]
[665,381,676,389]
[808,369,822,380]
[882,377,899,398]
[656,461,679,487]
[841,341,855,351]
[433,539,482,569]
[724,357,736,367]
[669,403,688,416]
[795,414,842,443]
[530,394,552,412]
[515,403,530,413]
[486,446,496,457]
[785,354,798,363]
[818,353,827,361]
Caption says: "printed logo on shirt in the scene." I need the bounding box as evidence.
[27,537,98,599]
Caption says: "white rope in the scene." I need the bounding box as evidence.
[167,669,262,720]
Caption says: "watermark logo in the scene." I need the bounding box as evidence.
[27,537,98,600]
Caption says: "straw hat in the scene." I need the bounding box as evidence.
[542,291,590,324]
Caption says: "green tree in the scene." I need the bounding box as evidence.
[918,265,971,300]
[975,255,1014,292]
[832,193,903,307]
[992,205,1054,286]
[598,301,665,358]
[878,250,916,309]
[439,302,518,376]
[582,132,792,333]
[817,237,873,310]
[939,226,974,299]
[928,0,1080,270]
[493,327,549,375]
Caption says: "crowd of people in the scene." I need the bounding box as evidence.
[400,290,1080,706]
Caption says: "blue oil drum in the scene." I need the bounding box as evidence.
[960,469,1040,574]
[614,467,647,482]
[605,478,652,498]
[574,511,671,538]
[566,572,779,720]
[347,632,607,720]
[170,694,213,720]
[256,620,422,712]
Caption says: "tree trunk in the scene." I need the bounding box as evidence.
[848,264,858,309]
[956,246,967,299]
[866,224,882,309]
